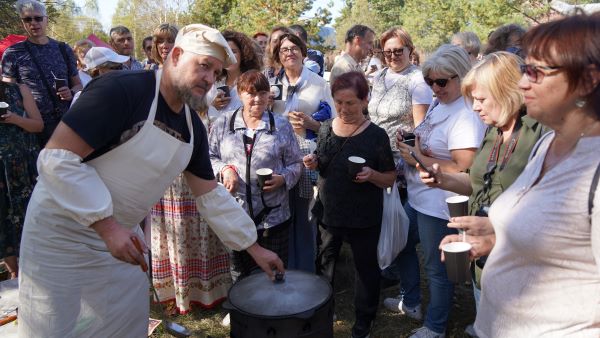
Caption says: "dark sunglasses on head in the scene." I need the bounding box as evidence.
[424,75,458,88]
[519,64,562,83]
[383,48,405,58]
[21,16,45,23]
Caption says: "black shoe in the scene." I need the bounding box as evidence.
[351,321,372,338]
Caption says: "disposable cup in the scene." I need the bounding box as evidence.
[442,241,472,283]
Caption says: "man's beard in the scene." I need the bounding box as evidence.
[175,85,208,113]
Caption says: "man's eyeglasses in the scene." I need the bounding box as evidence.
[21,16,45,23]
[382,48,405,58]
[144,46,152,52]
[519,64,562,84]
[424,75,458,88]
[279,46,301,55]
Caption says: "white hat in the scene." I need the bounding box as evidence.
[83,47,130,71]
[174,24,237,67]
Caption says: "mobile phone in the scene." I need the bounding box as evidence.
[217,85,230,97]
[409,150,436,178]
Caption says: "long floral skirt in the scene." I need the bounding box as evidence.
[150,174,231,314]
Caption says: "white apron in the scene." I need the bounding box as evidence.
[19,69,194,338]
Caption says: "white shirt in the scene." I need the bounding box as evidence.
[406,97,485,219]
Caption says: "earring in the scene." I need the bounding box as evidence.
[575,98,586,108]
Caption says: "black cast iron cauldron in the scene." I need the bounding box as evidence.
[223,270,334,338]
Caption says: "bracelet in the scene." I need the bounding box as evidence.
[221,164,238,177]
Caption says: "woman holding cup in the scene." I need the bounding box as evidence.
[269,33,336,272]
[209,70,303,279]
[441,14,600,337]
[304,71,395,338]
[418,52,547,332]
[388,44,485,338]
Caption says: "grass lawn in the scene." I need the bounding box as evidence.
[150,244,476,338]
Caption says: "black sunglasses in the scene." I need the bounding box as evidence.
[21,16,45,23]
[519,64,562,84]
[424,75,458,88]
[382,48,405,58]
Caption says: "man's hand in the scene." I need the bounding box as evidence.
[57,86,73,101]
[92,217,147,268]
[246,242,285,280]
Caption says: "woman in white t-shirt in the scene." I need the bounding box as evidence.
[368,27,432,160]
[391,44,485,338]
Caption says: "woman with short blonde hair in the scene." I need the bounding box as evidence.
[461,51,524,127]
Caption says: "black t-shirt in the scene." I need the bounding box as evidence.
[62,70,214,180]
[316,120,396,229]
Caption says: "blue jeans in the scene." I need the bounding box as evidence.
[417,206,457,333]
[382,203,421,308]
[383,204,457,333]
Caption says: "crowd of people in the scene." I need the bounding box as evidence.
[1,0,599,337]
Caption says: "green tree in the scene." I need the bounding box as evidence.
[227,0,316,34]
[184,0,237,30]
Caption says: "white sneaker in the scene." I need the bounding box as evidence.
[409,326,446,338]
[382,297,423,321]
[221,313,230,327]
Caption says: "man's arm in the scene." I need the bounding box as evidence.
[184,172,284,279]
[42,122,146,267]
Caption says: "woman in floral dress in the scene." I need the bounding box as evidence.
[0,80,43,278]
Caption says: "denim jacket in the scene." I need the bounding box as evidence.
[209,109,303,229]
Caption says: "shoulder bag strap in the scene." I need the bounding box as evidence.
[57,42,72,88]
[23,42,61,111]
[588,161,600,216]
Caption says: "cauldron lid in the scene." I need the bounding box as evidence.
[227,270,332,317]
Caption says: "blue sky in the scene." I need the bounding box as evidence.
[76,0,344,32]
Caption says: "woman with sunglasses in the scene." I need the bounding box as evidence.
[393,44,485,338]
[417,52,547,334]
[368,27,432,162]
[440,13,600,338]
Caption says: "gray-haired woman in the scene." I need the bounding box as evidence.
[386,44,485,338]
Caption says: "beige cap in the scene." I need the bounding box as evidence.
[174,24,236,67]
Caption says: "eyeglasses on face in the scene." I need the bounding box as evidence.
[21,16,45,23]
[424,75,458,88]
[383,48,405,58]
[519,64,562,83]
[279,46,300,55]
[144,46,152,52]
